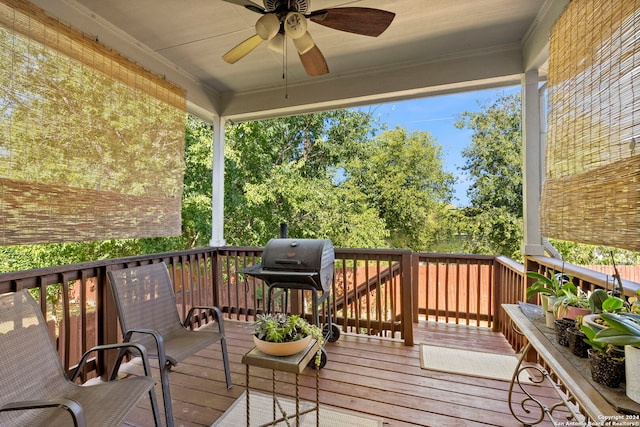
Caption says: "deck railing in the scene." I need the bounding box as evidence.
[498,255,640,352]
[2,247,638,383]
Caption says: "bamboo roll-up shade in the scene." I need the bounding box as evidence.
[543,0,640,251]
[0,0,186,245]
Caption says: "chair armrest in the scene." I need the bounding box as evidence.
[70,342,156,382]
[185,306,226,334]
[123,328,175,367]
[0,398,86,427]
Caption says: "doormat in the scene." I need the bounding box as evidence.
[212,391,384,427]
[419,344,534,383]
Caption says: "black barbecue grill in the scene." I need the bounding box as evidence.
[240,238,340,367]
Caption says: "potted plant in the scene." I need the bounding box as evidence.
[594,312,640,402]
[566,316,589,357]
[554,317,574,347]
[526,271,576,327]
[553,287,591,321]
[253,313,324,361]
[582,323,625,388]
[583,293,626,331]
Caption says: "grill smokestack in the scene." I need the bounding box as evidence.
[279,223,288,238]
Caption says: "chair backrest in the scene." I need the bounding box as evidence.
[107,263,183,341]
[0,290,70,425]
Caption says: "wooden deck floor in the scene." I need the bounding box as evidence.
[123,320,562,427]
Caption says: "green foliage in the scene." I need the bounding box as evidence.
[224,111,455,251]
[548,240,640,267]
[224,111,383,246]
[589,290,626,314]
[581,324,620,358]
[253,313,323,343]
[525,271,575,299]
[454,93,523,259]
[595,312,640,348]
[554,287,589,309]
[348,127,456,251]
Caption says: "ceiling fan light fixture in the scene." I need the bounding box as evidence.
[284,12,307,39]
[267,33,285,54]
[255,13,280,40]
[293,31,314,54]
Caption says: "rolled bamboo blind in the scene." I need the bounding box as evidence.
[0,0,186,245]
[543,0,640,251]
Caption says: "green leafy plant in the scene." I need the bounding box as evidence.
[581,324,623,359]
[589,289,610,313]
[526,271,576,299]
[601,295,626,313]
[253,313,325,366]
[628,290,640,314]
[554,287,589,310]
[254,313,323,343]
[594,312,640,348]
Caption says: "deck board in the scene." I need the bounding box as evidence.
[124,320,561,427]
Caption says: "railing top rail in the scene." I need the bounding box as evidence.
[527,255,640,295]
[495,256,524,272]
[415,253,496,262]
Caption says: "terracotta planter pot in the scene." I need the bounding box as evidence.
[588,349,625,388]
[253,335,312,356]
[567,327,589,358]
[556,305,591,321]
[554,318,573,347]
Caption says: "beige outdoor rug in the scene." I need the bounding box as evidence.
[212,391,384,427]
[419,344,533,383]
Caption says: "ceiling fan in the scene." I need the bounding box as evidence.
[221,0,395,76]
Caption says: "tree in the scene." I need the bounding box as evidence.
[347,127,455,251]
[223,110,389,248]
[454,93,523,259]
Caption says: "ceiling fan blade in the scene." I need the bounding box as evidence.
[221,0,265,14]
[222,34,263,64]
[309,7,395,37]
[299,45,328,76]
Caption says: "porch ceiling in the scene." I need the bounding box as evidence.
[32,0,568,122]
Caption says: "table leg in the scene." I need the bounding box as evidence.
[272,369,276,422]
[295,373,300,426]
[246,364,250,427]
[315,364,320,427]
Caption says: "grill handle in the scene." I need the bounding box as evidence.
[274,259,302,265]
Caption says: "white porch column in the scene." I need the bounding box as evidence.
[521,69,545,256]
[209,115,226,247]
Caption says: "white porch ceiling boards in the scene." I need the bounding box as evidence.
[31,0,565,122]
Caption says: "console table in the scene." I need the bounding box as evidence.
[503,303,640,426]
[242,339,321,426]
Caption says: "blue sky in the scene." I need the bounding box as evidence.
[362,85,519,207]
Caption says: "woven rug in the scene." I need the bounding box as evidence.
[419,344,533,383]
[212,391,384,427]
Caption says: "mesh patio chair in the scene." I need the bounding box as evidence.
[107,262,232,427]
[0,289,161,427]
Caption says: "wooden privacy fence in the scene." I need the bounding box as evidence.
[413,254,496,327]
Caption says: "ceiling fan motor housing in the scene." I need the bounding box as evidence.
[264,0,309,14]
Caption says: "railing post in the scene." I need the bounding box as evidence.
[491,259,501,332]
[401,250,414,346]
[411,253,420,324]
[98,266,120,380]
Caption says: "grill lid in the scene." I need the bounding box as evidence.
[262,238,334,272]
[240,238,335,291]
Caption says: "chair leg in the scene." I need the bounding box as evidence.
[159,365,174,427]
[148,384,163,427]
[221,337,232,389]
